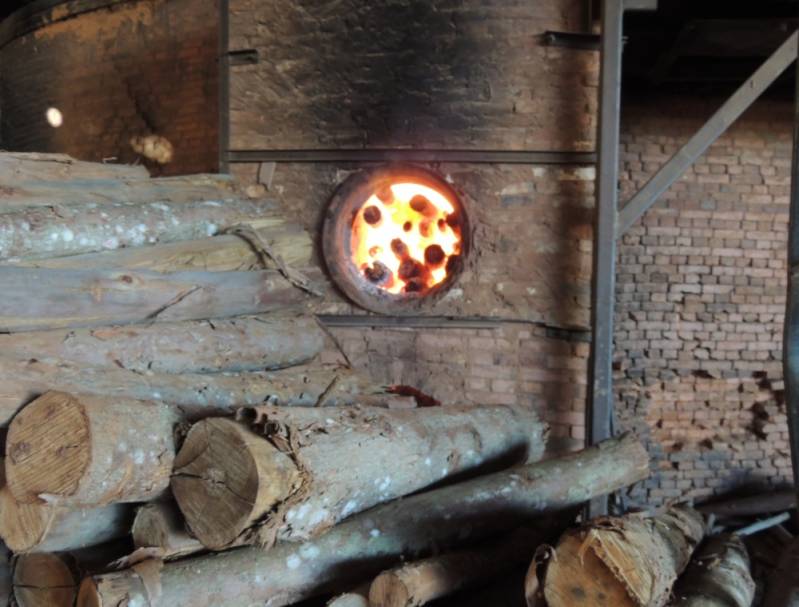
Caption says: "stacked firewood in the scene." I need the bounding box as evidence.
[0,153,778,607]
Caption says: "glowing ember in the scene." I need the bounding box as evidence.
[351,182,463,294]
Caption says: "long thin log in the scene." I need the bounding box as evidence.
[0,458,132,552]
[369,529,544,607]
[12,553,76,607]
[77,433,650,607]
[764,536,799,607]
[0,197,281,261]
[132,501,204,561]
[172,404,548,548]
[542,506,705,607]
[671,534,755,607]
[0,361,386,427]
[0,315,324,374]
[698,491,796,518]
[8,223,312,272]
[6,392,179,506]
[0,266,314,332]
[0,153,147,182]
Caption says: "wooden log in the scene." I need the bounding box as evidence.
[0,197,281,261]
[763,536,799,607]
[8,223,312,272]
[6,391,179,506]
[698,491,795,518]
[0,315,324,374]
[12,553,76,607]
[0,266,313,332]
[0,361,386,427]
[0,152,147,183]
[671,534,755,607]
[0,458,132,552]
[77,434,649,607]
[132,501,204,561]
[369,529,544,607]
[0,544,10,607]
[542,506,705,607]
[326,584,370,607]
[172,404,548,548]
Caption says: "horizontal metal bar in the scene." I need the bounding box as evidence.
[227,149,597,165]
[617,30,799,235]
[543,31,600,51]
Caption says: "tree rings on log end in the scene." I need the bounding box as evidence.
[0,485,54,552]
[6,392,91,504]
[171,418,300,549]
[369,573,412,607]
[13,553,76,607]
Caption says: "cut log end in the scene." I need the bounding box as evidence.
[171,418,300,549]
[76,578,100,607]
[6,391,91,504]
[13,553,76,607]
[369,572,411,607]
[0,485,54,552]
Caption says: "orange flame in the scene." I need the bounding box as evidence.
[351,182,463,294]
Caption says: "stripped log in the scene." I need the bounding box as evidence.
[172,404,548,548]
[8,223,312,272]
[672,534,755,607]
[6,391,179,506]
[698,491,795,518]
[0,197,280,261]
[764,536,799,607]
[0,360,385,427]
[542,506,705,607]
[369,529,543,607]
[0,266,314,332]
[0,459,132,552]
[132,501,204,560]
[0,152,147,183]
[77,434,649,607]
[12,553,76,607]
[0,315,324,374]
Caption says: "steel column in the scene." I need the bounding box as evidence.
[618,31,799,235]
[783,37,799,507]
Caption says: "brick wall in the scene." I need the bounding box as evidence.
[0,0,219,176]
[616,97,794,505]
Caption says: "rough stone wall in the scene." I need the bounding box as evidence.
[0,0,219,175]
[616,97,793,505]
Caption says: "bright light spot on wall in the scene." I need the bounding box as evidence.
[46,107,63,128]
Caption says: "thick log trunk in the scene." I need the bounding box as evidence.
[6,391,179,506]
[698,491,795,518]
[0,266,314,332]
[0,476,132,552]
[764,536,799,607]
[9,223,312,272]
[0,361,386,427]
[77,434,649,607]
[132,501,204,560]
[671,534,755,607]
[543,506,705,607]
[12,553,76,607]
[172,404,548,548]
[369,529,544,607]
[0,197,280,261]
[0,315,324,374]
[0,152,147,183]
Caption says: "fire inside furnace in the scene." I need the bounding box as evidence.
[351,182,464,295]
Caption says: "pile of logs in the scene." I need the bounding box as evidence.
[0,154,788,607]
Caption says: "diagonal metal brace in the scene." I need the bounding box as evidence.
[617,30,799,235]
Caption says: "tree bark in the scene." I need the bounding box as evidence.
[0,315,324,374]
[0,152,147,183]
[12,553,76,607]
[132,501,204,561]
[764,536,799,607]
[172,404,548,548]
[543,506,705,607]
[369,529,546,607]
[0,361,387,427]
[77,433,649,607]
[8,223,312,273]
[0,197,282,261]
[6,391,179,506]
[671,534,755,607]
[0,266,314,332]
[697,491,795,519]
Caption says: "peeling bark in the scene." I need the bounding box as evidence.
[132,501,204,561]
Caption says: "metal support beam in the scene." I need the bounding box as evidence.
[618,31,799,235]
[783,36,799,512]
